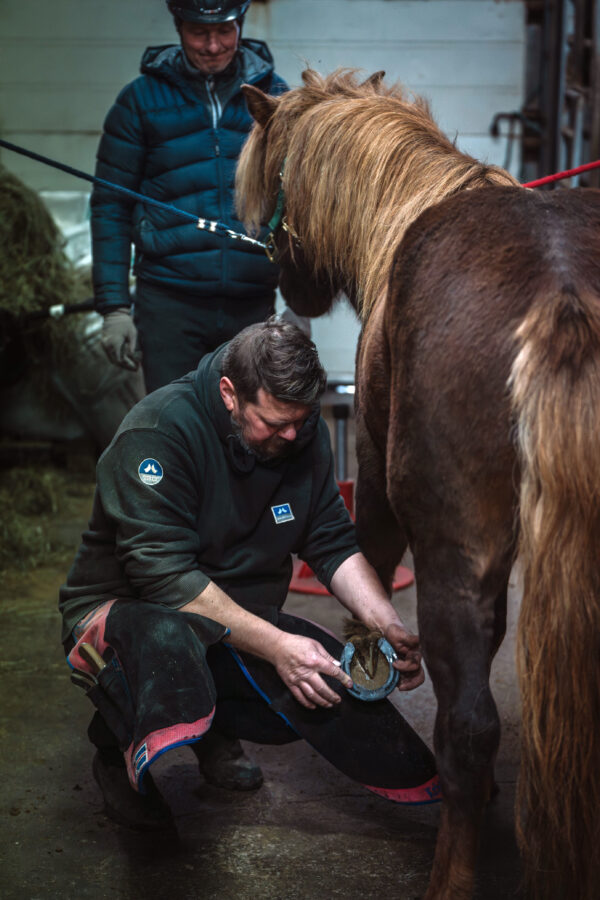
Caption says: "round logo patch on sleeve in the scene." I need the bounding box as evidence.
[138,458,163,486]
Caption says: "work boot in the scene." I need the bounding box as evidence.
[92,751,175,832]
[192,731,263,791]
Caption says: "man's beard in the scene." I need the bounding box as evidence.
[230,411,296,462]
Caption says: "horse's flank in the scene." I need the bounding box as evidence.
[236,68,519,319]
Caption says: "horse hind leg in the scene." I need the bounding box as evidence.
[415,547,511,900]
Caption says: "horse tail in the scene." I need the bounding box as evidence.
[510,285,600,900]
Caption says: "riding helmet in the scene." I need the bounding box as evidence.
[166,0,252,23]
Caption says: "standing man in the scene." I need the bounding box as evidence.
[92,0,287,392]
[60,319,437,831]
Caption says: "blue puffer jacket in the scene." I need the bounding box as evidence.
[91,39,287,314]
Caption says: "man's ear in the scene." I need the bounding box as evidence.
[242,84,278,128]
[219,376,237,412]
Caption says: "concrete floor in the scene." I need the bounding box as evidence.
[0,476,523,900]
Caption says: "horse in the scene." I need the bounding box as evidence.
[235,68,600,900]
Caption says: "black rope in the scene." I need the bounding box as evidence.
[0,137,266,248]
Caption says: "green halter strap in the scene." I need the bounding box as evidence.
[264,162,286,263]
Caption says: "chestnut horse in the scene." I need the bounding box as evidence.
[236,69,600,900]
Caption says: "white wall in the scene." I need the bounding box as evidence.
[0,0,525,379]
[247,0,525,169]
[0,0,175,190]
[245,0,526,378]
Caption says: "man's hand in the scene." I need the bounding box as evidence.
[183,583,352,710]
[329,553,426,693]
[101,307,140,371]
[385,623,425,691]
[272,633,353,709]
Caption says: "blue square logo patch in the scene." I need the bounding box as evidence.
[271,503,295,524]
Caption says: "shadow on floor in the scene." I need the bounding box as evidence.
[0,496,523,900]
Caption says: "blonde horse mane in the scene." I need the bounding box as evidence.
[236,68,519,319]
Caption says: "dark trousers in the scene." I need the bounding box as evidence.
[88,639,298,761]
[67,600,439,803]
[134,280,275,393]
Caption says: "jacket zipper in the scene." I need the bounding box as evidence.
[206,76,222,133]
[207,75,225,288]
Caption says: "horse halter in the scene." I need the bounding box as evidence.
[264,163,302,263]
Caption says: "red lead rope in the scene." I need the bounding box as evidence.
[523,158,600,188]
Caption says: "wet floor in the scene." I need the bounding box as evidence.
[0,478,523,900]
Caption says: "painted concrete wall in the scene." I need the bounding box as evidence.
[246,0,526,377]
[247,0,525,170]
[0,0,525,378]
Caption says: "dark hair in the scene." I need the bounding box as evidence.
[221,316,327,405]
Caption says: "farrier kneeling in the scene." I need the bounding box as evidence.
[60,318,438,830]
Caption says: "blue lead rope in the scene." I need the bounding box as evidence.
[0,137,268,252]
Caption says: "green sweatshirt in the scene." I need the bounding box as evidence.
[59,344,359,643]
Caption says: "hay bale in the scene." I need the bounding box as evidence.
[0,466,62,515]
[0,512,49,571]
[0,164,96,421]
[0,465,88,571]
[0,164,77,316]
[0,164,89,369]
